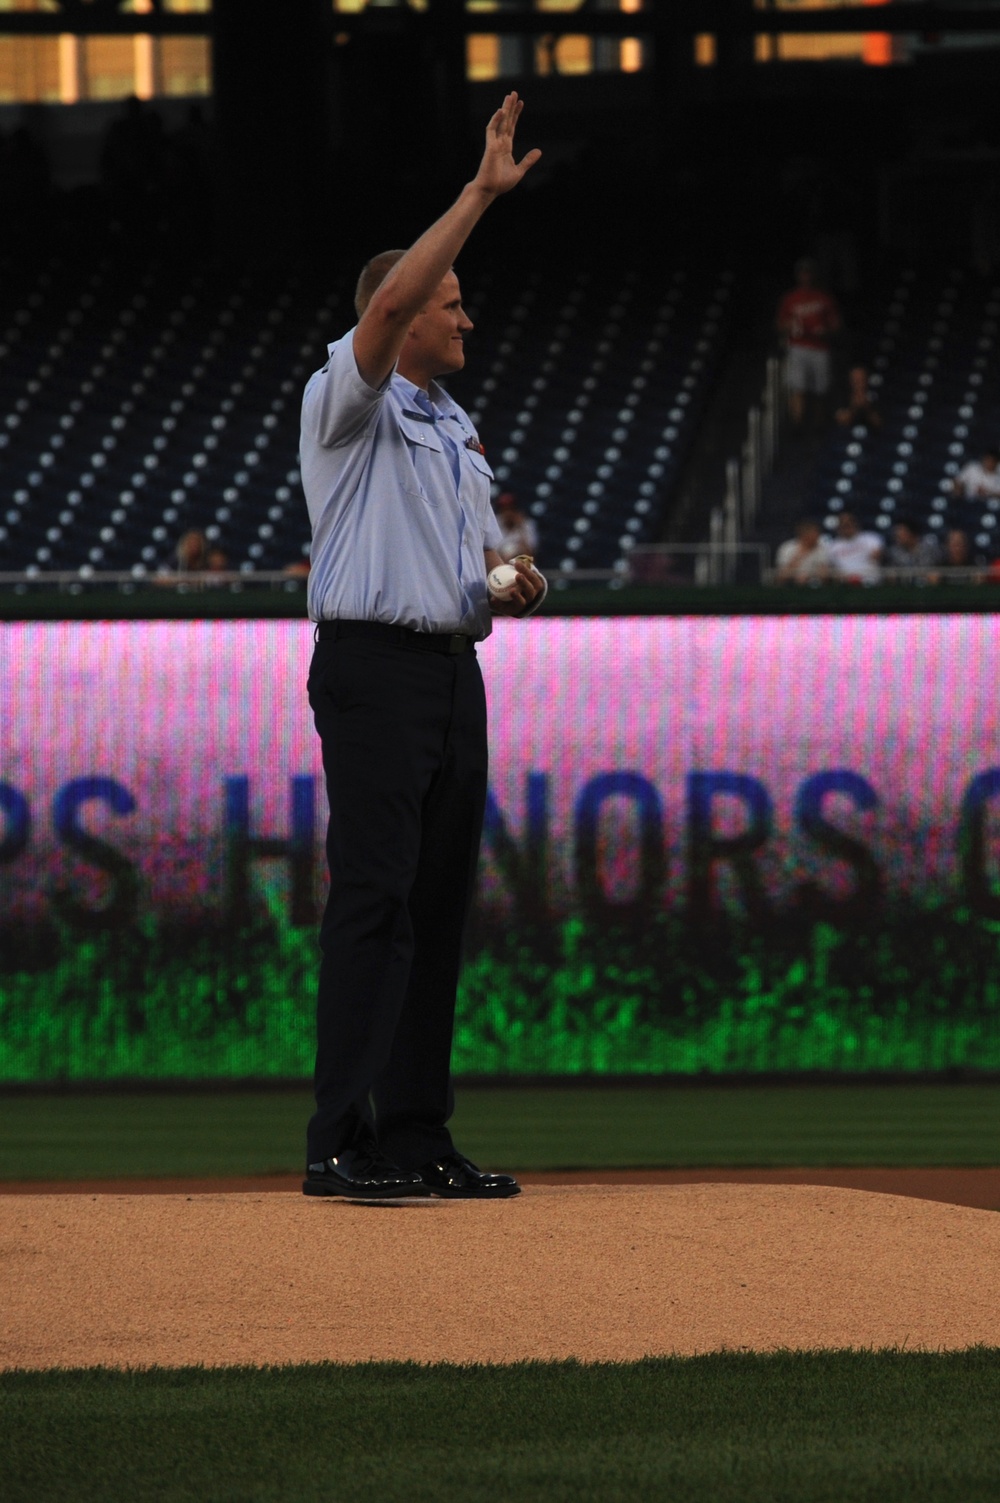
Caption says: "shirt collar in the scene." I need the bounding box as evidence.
[393,373,460,424]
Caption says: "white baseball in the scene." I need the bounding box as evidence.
[487,563,520,601]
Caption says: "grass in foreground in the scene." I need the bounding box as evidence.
[2,1083,1000,1181]
[3,1352,1000,1503]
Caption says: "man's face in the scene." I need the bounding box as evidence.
[407,272,473,378]
[798,524,820,548]
[984,454,998,473]
[837,514,858,539]
[894,524,916,549]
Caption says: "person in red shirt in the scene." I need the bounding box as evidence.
[776,257,842,430]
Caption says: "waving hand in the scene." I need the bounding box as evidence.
[352,94,541,388]
[473,93,542,198]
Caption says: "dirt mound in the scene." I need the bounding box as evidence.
[3,1184,999,1370]
[6,1167,1000,1210]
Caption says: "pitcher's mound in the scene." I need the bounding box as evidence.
[4,1184,999,1370]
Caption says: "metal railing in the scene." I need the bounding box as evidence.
[762,564,997,587]
[0,551,772,596]
[485,547,773,591]
[0,569,309,594]
[708,354,785,581]
[628,541,771,586]
[0,559,989,599]
[741,355,784,536]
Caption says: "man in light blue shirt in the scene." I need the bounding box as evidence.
[301,94,545,1203]
[302,331,505,638]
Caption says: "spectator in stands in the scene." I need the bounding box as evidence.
[776,257,842,431]
[835,365,882,430]
[495,492,539,561]
[828,511,882,584]
[155,529,227,584]
[176,529,211,572]
[886,517,940,574]
[952,448,1000,502]
[775,517,831,584]
[929,528,975,584]
[944,529,972,568]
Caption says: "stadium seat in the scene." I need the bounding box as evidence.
[786,268,1000,554]
[0,246,732,577]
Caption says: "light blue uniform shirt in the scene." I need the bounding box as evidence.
[301,328,502,637]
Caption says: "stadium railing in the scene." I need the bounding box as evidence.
[0,545,774,597]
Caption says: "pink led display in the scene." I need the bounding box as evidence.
[2,615,1000,925]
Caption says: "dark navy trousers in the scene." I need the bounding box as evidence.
[306,629,489,1168]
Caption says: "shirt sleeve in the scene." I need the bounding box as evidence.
[301,327,389,448]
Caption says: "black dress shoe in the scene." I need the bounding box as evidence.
[303,1143,428,1201]
[416,1152,521,1199]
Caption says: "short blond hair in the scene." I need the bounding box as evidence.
[354,249,407,317]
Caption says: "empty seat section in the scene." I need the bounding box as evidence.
[1,249,733,576]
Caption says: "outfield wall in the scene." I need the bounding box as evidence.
[3,615,1000,1080]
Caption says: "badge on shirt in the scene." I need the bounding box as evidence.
[464,435,485,456]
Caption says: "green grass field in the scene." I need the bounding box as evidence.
[5,1086,998,1501]
[2,1083,999,1180]
[4,1353,1000,1503]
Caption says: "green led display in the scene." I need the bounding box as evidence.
[2,902,999,1081]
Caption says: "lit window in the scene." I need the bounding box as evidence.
[467,0,500,81]
[0,0,211,103]
[536,0,592,76]
[753,0,886,66]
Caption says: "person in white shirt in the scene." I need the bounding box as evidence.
[827,511,883,584]
[952,448,1000,501]
[775,517,831,583]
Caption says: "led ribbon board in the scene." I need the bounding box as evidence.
[2,616,999,1079]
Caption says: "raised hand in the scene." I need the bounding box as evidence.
[473,93,542,198]
[353,93,541,387]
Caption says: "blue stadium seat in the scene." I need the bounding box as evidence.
[0,248,733,577]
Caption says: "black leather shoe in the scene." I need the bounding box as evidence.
[416,1152,521,1199]
[303,1143,428,1201]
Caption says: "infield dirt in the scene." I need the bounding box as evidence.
[6,1166,1000,1208]
[3,1183,1000,1370]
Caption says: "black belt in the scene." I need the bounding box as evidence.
[314,619,476,655]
